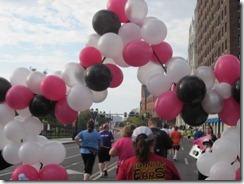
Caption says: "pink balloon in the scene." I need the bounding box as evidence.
[6,85,34,110]
[11,164,40,180]
[155,91,183,120]
[107,0,128,23]
[214,54,240,85]
[151,41,173,64]
[55,97,78,125]
[105,63,123,88]
[235,167,240,180]
[39,164,68,180]
[79,46,102,68]
[40,75,66,101]
[123,40,152,67]
[219,96,240,126]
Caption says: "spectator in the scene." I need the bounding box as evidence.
[148,117,173,158]
[116,126,181,180]
[98,123,114,178]
[74,119,102,180]
[170,126,182,161]
[109,124,136,175]
[204,124,217,142]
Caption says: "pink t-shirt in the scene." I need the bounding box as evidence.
[112,137,134,165]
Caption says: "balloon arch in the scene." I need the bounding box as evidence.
[0,0,240,181]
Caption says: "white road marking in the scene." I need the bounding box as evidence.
[184,158,189,165]
[64,154,80,160]
[181,147,184,151]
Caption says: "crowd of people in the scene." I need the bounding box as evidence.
[74,117,218,181]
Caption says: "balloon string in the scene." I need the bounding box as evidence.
[153,51,167,73]
[102,57,106,63]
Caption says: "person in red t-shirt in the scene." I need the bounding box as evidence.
[116,126,181,180]
[170,126,182,161]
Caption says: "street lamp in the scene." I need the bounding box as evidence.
[90,108,99,122]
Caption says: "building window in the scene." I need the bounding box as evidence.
[225,39,227,50]
[238,17,240,28]
[224,6,227,15]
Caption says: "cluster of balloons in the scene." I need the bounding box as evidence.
[196,122,240,180]
[0,0,240,181]
[153,54,240,127]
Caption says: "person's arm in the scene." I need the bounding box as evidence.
[74,135,81,148]
[109,147,118,157]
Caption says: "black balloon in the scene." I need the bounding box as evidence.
[29,95,52,117]
[232,78,240,103]
[0,77,12,102]
[181,103,209,127]
[85,64,112,91]
[92,9,121,35]
[176,75,206,104]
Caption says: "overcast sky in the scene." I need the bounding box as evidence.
[0,0,198,115]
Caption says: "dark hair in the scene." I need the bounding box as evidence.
[205,124,213,134]
[133,134,153,163]
[87,119,95,133]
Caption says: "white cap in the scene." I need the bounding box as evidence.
[132,126,154,142]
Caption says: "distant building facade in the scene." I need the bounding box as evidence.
[195,0,240,67]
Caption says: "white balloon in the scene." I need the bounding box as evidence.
[113,53,130,68]
[141,19,167,45]
[61,62,86,87]
[92,90,108,103]
[2,141,21,164]
[18,141,42,165]
[0,125,11,150]
[36,135,49,147]
[22,134,38,142]
[103,58,117,65]
[125,0,148,24]
[209,161,236,180]
[16,107,32,119]
[86,33,100,48]
[52,70,62,78]
[201,90,224,114]
[118,23,141,45]
[40,141,66,165]
[26,71,45,95]
[222,127,240,145]
[146,74,171,97]
[166,57,191,83]
[195,66,216,90]
[212,138,238,163]
[98,33,123,58]
[10,67,31,86]
[22,116,43,136]
[3,119,26,141]
[0,103,15,126]
[137,61,164,85]
[215,82,232,99]
[196,152,218,176]
[67,84,93,112]
[236,119,240,129]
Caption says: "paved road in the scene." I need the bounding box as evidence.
[0,137,198,181]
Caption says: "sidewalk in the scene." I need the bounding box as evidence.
[48,137,75,144]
